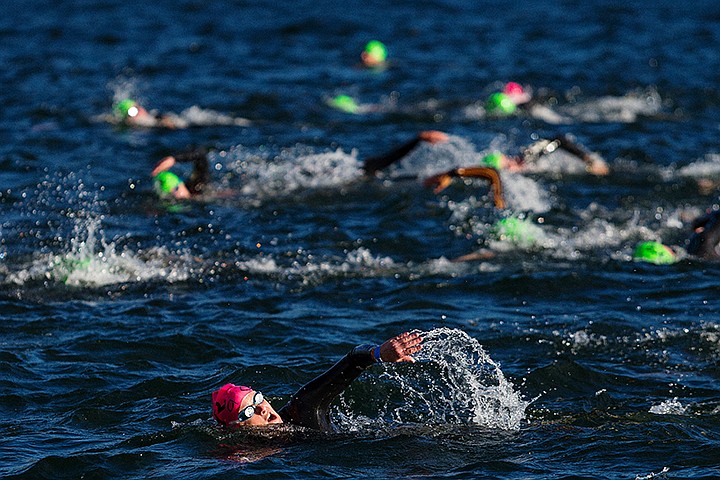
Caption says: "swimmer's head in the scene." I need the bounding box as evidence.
[492,217,536,245]
[361,40,387,67]
[153,171,184,198]
[485,92,517,115]
[633,241,677,265]
[211,383,283,427]
[114,99,140,119]
[212,383,253,426]
[503,82,524,96]
[330,94,359,114]
[481,152,505,170]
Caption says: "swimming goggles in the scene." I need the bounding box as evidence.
[233,391,264,423]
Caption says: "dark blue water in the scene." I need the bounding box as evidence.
[2,0,720,478]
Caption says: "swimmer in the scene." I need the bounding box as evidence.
[150,148,210,199]
[478,135,609,176]
[687,208,720,260]
[361,40,388,68]
[113,99,179,129]
[633,207,720,264]
[480,82,573,124]
[632,241,679,265]
[211,331,422,431]
[485,82,533,116]
[150,132,447,200]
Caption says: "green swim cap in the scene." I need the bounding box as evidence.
[330,94,359,114]
[481,152,505,170]
[633,241,677,265]
[485,92,516,115]
[154,171,183,197]
[492,217,536,245]
[364,40,387,63]
[114,99,139,118]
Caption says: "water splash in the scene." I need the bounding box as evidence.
[226,145,364,197]
[162,106,251,128]
[649,398,688,416]
[558,87,665,123]
[338,328,529,431]
[7,214,193,288]
[389,135,484,179]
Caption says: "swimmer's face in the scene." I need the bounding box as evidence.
[234,390,283,427]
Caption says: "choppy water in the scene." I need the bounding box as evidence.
[2,0,720,478]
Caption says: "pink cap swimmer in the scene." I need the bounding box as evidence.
[212,383,252,426]
[503,82,531,105]
[503,82,524,96]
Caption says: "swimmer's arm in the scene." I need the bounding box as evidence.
[277,332,422,430]
[423,166,505,208]
[172,148,209,164]
[277,344,376,430]
[362,131,448,175]
[151,149,208,177]
[150,156,176,177]
[554,136,609,175]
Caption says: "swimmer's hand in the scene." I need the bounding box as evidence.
[584,154,609,176]
[418,130,449,144]
[151,156,176,177]
[423,170,456,194]
[379,331,423,363]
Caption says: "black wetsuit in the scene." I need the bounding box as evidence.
[687,210,720,260]
[362,136,425,175]
[277,344,376,431]
[172,148,210,195]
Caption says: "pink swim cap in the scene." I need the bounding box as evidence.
[503,82,524,96]
[212,383,252,426]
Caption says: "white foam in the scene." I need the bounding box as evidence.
[345,327,530,430]
[7,216,192,287]
[227,145,364,197]
[649,398,688,415]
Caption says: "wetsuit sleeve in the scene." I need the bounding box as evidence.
[277,344,377,431]
[687,211,720,260]
[173,148,209,195]
[362,137,423,175]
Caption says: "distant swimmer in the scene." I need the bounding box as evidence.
[482,84,668,125]
[361,40,388,69]
[484,82,533,117]
[478,135,609,176]
[112,98,250,129]
[113,99,180,129]
[687,208,720,260]
[632,240,679,265]
[632,208,720,264]
[151,148,210,199]
[211,331,422,431]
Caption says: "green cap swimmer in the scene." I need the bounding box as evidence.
[633,241,677,265]
[153,171,183,198]
[485,92,516,115]
[481,152,505,170]
[362,40,387,67]
[491,217,537,246]
[330,95,360,114]
[114,99,140,119]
